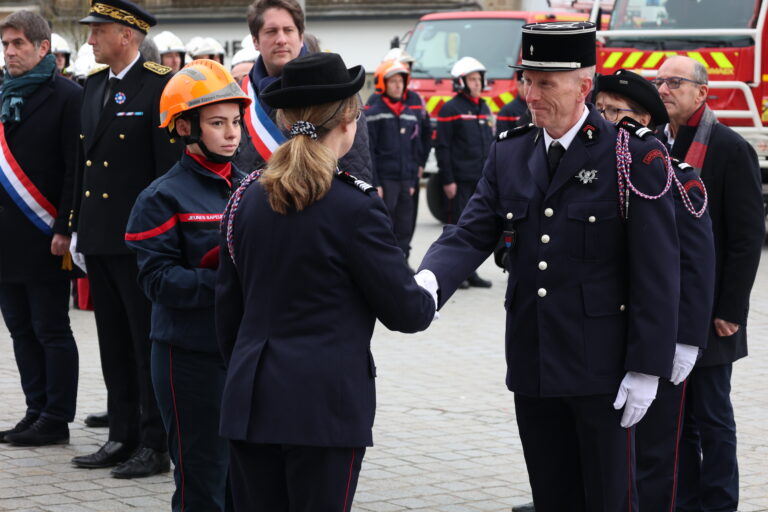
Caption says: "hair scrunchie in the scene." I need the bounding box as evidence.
[288,120,318,140]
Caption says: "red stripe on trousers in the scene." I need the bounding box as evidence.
[342,448,356,512]
[670,380,688,512]
[627,428,633,512]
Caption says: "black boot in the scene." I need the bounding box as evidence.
[5,416,69,446]
[84,411,109,428]
[467,272,492,288]
[0,414,38,443]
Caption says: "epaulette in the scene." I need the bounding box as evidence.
[144,61,172,75]
[617,116,652,139]
[335,171,376,195]
[671,157,693,171]
[88,65,108,76]
[497,123,535,141]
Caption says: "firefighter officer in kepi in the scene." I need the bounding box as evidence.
[416,22,681,511]
[69,0,181,478]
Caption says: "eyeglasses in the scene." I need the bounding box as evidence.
[652,76,704,89]
[597,107,636,122]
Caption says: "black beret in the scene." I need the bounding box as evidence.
[594,69,669,126]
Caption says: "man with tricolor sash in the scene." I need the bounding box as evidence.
[234,0,373,183]
[0,10,81,446]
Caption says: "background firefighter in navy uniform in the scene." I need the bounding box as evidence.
[496,69,532,133]
[69,0,181,478]
[234,0,373,183]
[592,69,716,512]
[215,52,437,512]
[654,56,765,512]
[436,56,493,288]
[380,47,432,252]
[0,10,81,446]
[416,22,680,512]
[125,59,250,512]
[365,59,423,259]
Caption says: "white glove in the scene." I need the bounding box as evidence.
[613,371,659,428]
[414,269,440,321]
[69,232,87,273]
[670,343,698,385]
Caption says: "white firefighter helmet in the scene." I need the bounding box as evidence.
[383,47,415,65]
[241,34,256,53]
[205,37,226,58]
[50,33,71,55]
[231,46,258,67]
[450,56,487,92]
[153,30,185,55]
[70,43,97,81]
[186,36,225,60]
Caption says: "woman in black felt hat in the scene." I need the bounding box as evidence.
[215,52,437,511]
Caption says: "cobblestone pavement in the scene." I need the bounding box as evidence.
[1,194,767,511]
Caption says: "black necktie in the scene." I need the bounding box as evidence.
[102,77,120,109]
[547,141,565,181]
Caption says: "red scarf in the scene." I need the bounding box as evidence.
[463,93,481,105]
[186,149,232,187]
[382,94,405,116]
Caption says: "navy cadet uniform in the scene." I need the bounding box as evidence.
[216,51,436,512]
[365,90,425,257]
[0,57,82,440]
[406,89,431,247]
[435,91,493,223]
[125,152,243,511]
[70,0,182,469]
[591,71,716,511]
[419,23,680,512]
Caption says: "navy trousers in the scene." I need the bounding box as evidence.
[381,179,415,259]
[514,393,638,512]
[151,342,231,512]
[636,378,687,512]
[85,254,165,450]
[676,364,738,512]
[0,280,78,422]
[229,442,365,512]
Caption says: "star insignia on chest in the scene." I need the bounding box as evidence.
[576,169,598,184]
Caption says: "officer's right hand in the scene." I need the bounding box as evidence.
[670,343,698,385]
[69,233,87,273]
[414,269,440,321]
[443,182,457,199]
[613,371,659,428]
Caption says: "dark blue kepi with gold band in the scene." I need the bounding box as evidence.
[79,0,157,34]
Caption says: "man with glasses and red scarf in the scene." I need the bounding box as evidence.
[655,55,764,512]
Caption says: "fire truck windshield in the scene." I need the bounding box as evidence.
[405,18,524,79]
[607,0,761,48]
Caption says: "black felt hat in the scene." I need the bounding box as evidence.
[260,53,365,109]
[594,69,669,126]
[512,21,596,72]
[79,0,157,35]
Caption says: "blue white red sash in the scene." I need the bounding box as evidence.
[0,122,56,235]
[241,74,286,162]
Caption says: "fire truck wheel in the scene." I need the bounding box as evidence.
[426,173,449,224]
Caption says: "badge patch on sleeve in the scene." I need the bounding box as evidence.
[642,149,665,165]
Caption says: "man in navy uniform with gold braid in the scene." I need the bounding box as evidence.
[69,0,181,478]
[417,22,680,511]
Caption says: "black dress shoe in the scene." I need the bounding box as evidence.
[0,414,38,443]
[72,440,135,468]
[111,446,170,479]
[84,411,109,428]
[467,273,492,288]
[6,416,69,446]
[457,280,470,289]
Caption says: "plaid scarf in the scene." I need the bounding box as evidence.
[682,104,717,175]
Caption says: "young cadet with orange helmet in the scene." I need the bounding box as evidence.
[124,59,252,512]
[364,59,426,259]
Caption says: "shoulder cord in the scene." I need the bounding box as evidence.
[221,169,263,265]
[616,127,673,219]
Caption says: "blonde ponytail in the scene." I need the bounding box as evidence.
[261,96,358,214]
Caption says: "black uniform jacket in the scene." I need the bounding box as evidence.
[420,107,681,397]
[72,57,181,255]
[215,176,435,447]
[125,152,245,353]
[435,93,494,185]
[0,72,82,282]
[665,121,764,365]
